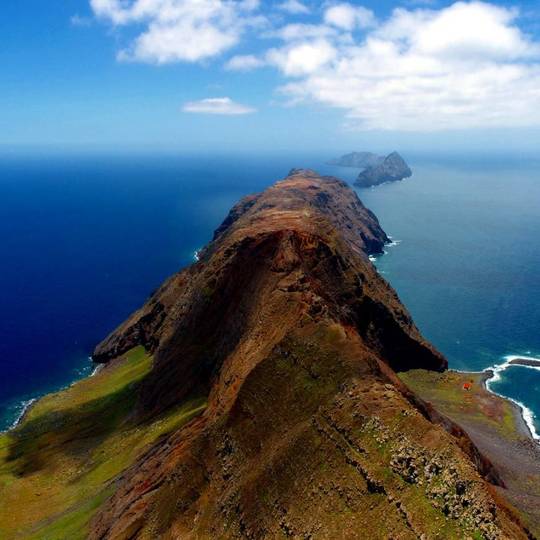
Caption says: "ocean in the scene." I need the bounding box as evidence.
[1,152,539,436]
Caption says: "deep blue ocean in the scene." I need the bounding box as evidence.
[1,152,539,436]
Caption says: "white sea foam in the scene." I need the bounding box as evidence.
[91,363,104,377]
[2,358,99,433]
[193,249,201,262]
[482,354,540,441]
[9,398,37,430]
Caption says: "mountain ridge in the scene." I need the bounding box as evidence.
[87,169,527,539]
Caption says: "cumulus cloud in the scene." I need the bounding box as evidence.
[266,39,337,76]
[277,0,310,15]
[90,0,263,63]
[88,1,540,131]
[323,3,375,31]
[269,1,540,130]
[182,97,256,114]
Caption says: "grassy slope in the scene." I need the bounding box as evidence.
[0,347,206,540]
[398,370,521,441]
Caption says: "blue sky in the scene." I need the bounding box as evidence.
[2,0,540,154]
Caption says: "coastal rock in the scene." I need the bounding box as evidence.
[355,151,412,188]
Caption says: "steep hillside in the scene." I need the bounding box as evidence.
[0,170,531,539]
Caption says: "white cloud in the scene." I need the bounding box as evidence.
[377,3,536,60]
[268,1,540,131]
[277,0,310,15]
[119,21,238,63]
[90,0,263,63]
[182,97,256,114]
[89,1,540,131]
[225,54,265,71]
[323,3,375,31]
[267,39,337,76]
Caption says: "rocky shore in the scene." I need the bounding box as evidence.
[509,357,540,368]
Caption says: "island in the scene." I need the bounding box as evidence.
[328,150,413,188]
[328,151,384,169]
[0,169,535,539]
[355,151,412,187]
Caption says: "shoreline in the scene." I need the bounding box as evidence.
[441,363,539,443]
[8,398,37,430]
[482,356,540,442]
[369,235,401,262]
[370,236,540,444]
[480,369,538,442]
[3,357,103,434]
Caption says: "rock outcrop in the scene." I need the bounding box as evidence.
[86,169,530,539]
[356,151,413,187]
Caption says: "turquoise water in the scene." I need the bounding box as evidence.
[321,155,540,437]
[1,153,539,436]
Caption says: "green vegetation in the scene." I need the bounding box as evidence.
[0,347,206,539]
[398,369,520,441]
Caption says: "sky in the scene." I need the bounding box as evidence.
[2,0,540,154]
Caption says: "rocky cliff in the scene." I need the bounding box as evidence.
[84,169,530,539]
[356,151,413,188]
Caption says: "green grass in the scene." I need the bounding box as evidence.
[0,347,207,539]
[27,487,114,540]
[398,369,520,441]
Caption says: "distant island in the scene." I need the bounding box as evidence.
[329,151,412,188]
[328,151,384,169]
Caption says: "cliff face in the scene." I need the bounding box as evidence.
[93,169,439,417]
[86,170,530,539]
[356,151,413,188]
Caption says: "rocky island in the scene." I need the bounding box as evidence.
[328,151,384,169]
[329,151,413,188]
[0,170,536,539]
[355,151,413,187]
